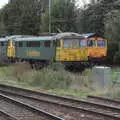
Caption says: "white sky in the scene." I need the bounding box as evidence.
[76,0,90,7]
[0,0,8,8]
[0,0,90,8]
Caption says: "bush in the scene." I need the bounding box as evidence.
[106,43,118,65]
[113,51,120,65]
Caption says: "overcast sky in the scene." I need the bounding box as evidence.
[0,0,8,8]
[0,0,90,8]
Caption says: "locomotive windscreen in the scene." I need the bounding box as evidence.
[64,39,87,48]
[97,40,106,47]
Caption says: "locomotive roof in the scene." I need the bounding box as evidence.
[0,38,7,41]
[81,33,104,38]
[5,35,34,40]
[53,32,80,39]
[15,36,54,41]
[14,35,85,42]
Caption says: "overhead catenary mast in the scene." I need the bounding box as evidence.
[49,0,51,33]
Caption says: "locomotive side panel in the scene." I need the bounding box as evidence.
[15,38,55,61]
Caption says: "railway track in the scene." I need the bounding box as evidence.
[87,95,120,107]
[0,89,112,120]
[0,84,120,120]
[0,110,18,120]
[0,93,63,120]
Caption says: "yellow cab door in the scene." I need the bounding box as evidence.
[55,38,88,62]
[55,39,63,61]
[7,40,15,58]
[87,37,97,58]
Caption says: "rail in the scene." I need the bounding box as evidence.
[0,84,120,120]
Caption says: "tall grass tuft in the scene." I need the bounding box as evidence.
[30,68,72,89]
[3,62,92,92]
[12,62,31,82]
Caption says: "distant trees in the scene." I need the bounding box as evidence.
[0,0,43,35]
[0,0,77,34]
[40,0,77,33]
[77,0,117,34]
[104,10,120,64]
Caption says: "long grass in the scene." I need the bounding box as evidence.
[0,63,119,98]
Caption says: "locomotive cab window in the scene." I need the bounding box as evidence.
[0,41,6,46]
[64,39,79,48]
[72,40,79,48]
[87,40,96,47]
[56,40,60,47]
[97,40,105,47]
[64,40,72,48]
[80,39,87,47]
[44,41,51,48]
[18,42,23,47]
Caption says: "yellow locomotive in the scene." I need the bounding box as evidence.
[82,33,107,64]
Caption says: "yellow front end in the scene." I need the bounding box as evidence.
[56,39,88,62]
[7,40,15,58]
[88,48,107,58]
[87,37,107,59]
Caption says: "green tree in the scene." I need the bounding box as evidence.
[0,0,42,35]
[104,10,120,64]
[0,9,7,35]
[78,0,118,34]
[41,0,77,33]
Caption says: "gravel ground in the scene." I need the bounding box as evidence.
[4,93,116,120]
[0,85,119,120]
[2,89,119,119]
[0,97,53,120]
